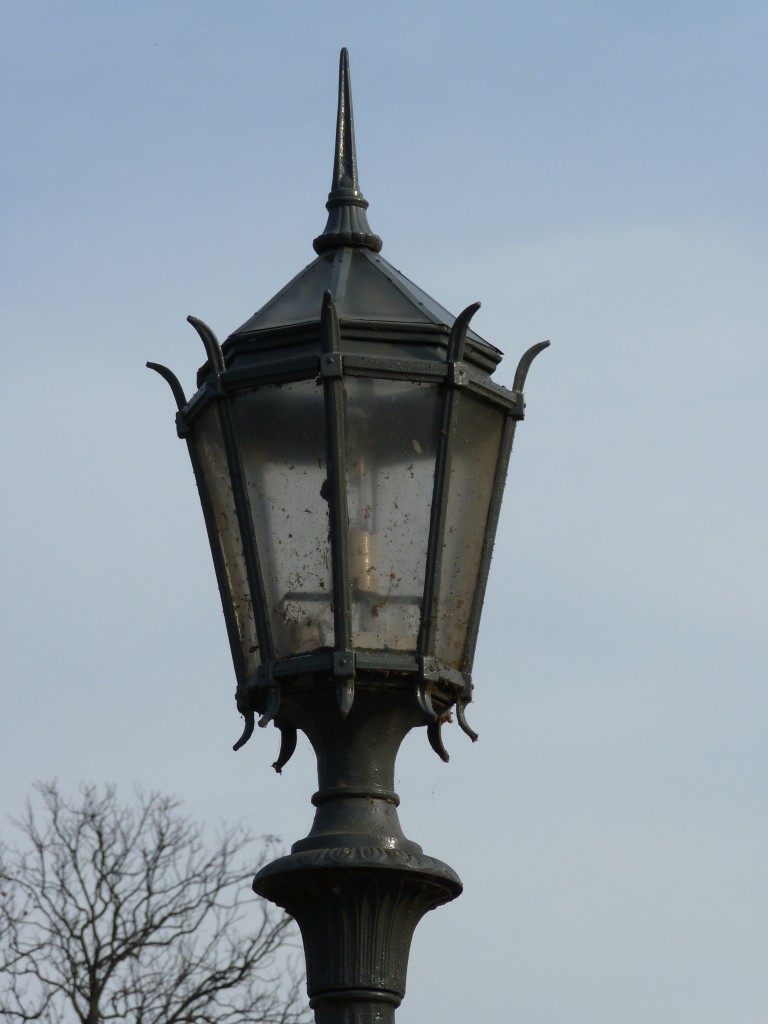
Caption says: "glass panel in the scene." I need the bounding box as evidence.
[434,392,506,669]
[234,382,334,660]
[344,378,441,652]
[194,405,260,677]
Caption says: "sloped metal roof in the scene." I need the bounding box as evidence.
[223,48,503,372]
[229,247,497,357]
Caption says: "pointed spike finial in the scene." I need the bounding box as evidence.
[333,48,358,194]
[313,48,382,255]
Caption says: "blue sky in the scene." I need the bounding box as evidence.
[2,3,766,1022]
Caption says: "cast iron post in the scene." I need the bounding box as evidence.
[255,684,461,1023]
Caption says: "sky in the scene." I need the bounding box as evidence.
[2,2,767,1022]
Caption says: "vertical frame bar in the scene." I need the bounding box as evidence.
[418,303,480,660]
[215,397,275,667]
[186,314,275,669]
[462,339,549,671]
[185,433,250,687]
[320,291,354,660]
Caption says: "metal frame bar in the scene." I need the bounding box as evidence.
[319,291,355,714]
[462,339,550,671]
[244,649,466,689]
[222,348,517,396]
[185,350,520,431]
[216,399,275,664]
[186,435,250,686]
[418,303,480,663]
[186,318,275,668]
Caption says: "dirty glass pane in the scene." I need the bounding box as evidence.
[434,392,505,669]
[234,382,334,660]
[194,405,261,677]
[344,377,440,652]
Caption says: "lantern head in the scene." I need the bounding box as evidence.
[148,49,548,766]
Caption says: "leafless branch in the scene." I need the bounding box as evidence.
[0,782,309,1024]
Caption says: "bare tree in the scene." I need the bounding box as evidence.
[0,782,308,1024]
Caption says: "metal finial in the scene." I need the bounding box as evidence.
[313,48,382,255]
[332,47,358,195]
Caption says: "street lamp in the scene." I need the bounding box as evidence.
[150,48,547,1024]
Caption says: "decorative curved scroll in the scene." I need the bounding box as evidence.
[456,701,479,743]
[233,710,255,752]
[447,301,481,364]
[414,681,437,723]
[186,315,226,375]
[512,339,551,394]
[272,721,298,774]
[427,719,450,763]
[146,362,187,410]
[258,683,281,730]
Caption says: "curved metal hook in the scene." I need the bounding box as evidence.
[512,340,550,394]
[146,362,187,411]
[272,721,298,774]
[186,315,226,375]
[415,681,438,723]
[427,718,450,763]
[456,701,479,743]
[232,710,255,752]
[258,683,281,730]
[447,301,481,364]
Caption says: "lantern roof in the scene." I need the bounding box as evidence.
[223,48,503,374]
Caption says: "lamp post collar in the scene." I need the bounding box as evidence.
[313,48,383,255]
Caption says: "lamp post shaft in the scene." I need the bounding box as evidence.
[254,679,462,1023]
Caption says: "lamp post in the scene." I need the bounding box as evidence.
[150,49,547,1024]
